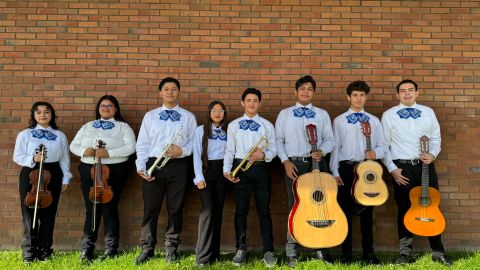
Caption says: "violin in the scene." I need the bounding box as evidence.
[25,144,52,229]
[88,140,113,204]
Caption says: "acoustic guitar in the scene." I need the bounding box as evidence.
[403,135,445,237]
[352,121,389,206]
[288,124,348,248]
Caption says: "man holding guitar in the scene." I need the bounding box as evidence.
[330,80,387,264]
[275,75,335,267]
[382,79,451,266]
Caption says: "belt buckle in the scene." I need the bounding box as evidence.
[302,156,310,163]
[410,159,420,165]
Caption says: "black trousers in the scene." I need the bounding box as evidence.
[19,162,63,259]
[285,159,329,257]
[140,157,189,253]
[233,160,273,253]
[337,161,374,256]
[393,161,445,255]
[195,160,230,264]
[78,161,128,252]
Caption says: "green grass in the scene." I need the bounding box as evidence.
[1,249,479,270]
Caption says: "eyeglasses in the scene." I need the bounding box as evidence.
[210,109,225,113]
[100,104,115,109]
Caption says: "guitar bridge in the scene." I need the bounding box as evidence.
[307,220,335,228]
[415,217,435,222]
[363,192,380,198]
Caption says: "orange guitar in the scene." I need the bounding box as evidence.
[288,124,348,248]
[352,121,388,206]
[403,135,445,237]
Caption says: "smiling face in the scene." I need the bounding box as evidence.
[296,82,315,106]
[397,82,419,106]
[34,105,52,128]
[210,103,225,127]
[160,82,179,108]
[241,93,261,118]
[98,99,117,120]
[348,90,367,112]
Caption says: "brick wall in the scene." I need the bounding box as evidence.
[0,0,479,252]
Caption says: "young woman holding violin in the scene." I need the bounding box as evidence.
[13,101,72,263]
[70,95,136,262]
[192,101,230,267]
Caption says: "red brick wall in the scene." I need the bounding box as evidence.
[1,0,479,252]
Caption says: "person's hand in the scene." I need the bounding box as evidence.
[83,147,96,157]
[248,148,265,162]
[311,150,322,162]
[166,144,182,158]
[138,170,155,181]
[283,160,298,180]
[420,152,435,164]
[33,152,44,163]
[365,150,376,160]
[335,176,344,186]
[61,184,69,192]
[196,181,207,190]
[391,168,409,185]
[95,149,109,158]
[224,172,240,183]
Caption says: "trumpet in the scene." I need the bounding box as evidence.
[144,127,184,178]
[229,135,268,179]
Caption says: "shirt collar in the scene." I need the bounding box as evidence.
[347,108,366,114]
[161,104,180,111]
[35,124,53,131]
[295,102,313,109]
[242,114,260,121]
[398,102,417,109]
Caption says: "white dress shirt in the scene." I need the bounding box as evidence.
[381,103,441,172]
[275,102,335,163]
[329,109,387,177]
[223,114,277,174]
[13,125,72,184]
[192,124,227,185]
[135,104,197,172]
[70,118,136,164]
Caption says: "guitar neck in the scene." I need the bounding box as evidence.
[365,136,372,152]
[311,144,320,171]
[421,163,429,200]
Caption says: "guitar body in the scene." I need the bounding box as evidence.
[352,160,388,206]
[288,171,348,248]
[404,186,445,237]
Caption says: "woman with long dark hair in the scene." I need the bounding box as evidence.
[193,100,230,267]
[70,95,136,262]
[13,101,72,262]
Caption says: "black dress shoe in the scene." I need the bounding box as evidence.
[135,250,154,265]
[287,256,297,268]
[395,254,413,265]
[340,254,354,264]
[100,249,118,260]
[165,251,179,263]
[23,256,35,264]
[362,253,380,264]
[432,254,452,266]
[80,249,94,263]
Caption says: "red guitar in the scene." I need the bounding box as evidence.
[352,121,388,206]
[288,124,348,248]
[403,135,445,236]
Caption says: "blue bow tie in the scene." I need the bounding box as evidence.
[93,120,115,130]
[397,108,422,119]
[239,119,260,131]
[293,107,316,118]
[346,112,370,124]
[31,129,57,141]
[210,129,227,141]
[159,110,181,122]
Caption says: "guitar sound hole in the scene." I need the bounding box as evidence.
[365,172,376,183]
[312,190,324,203]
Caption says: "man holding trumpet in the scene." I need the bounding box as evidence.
[223,88,277,268]
[134,77,197,265]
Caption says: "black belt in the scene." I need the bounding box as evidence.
[289,156,312,163]
[234,158,266,166]
[394,159,421,165]
[340,160,360,165]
